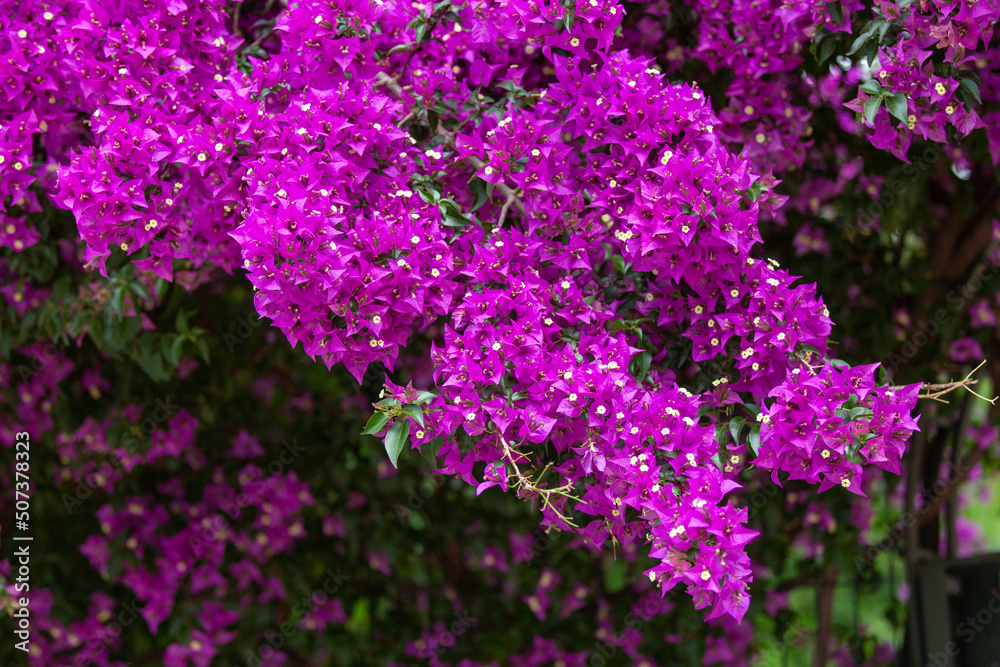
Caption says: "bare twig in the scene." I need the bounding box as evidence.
[498,434,579,527]
[232,1,242,36]
[892,360,997,404]
[496,188,521,228]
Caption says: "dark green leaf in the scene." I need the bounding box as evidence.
[414,390,438,405]
[864,95,882,125]
[826,1,842,25]
[729,417,746,444]
[362,412,389,435]
[419,437,442,466]
[402,404,425,428]
[960,78,981,104]
[859,80,883,96]
[384,421,410,468]
[562,8,575,32]
[885,92,909,123]
[819,38,837,65]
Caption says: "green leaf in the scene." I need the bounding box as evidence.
[469,178,490,212]
[847,26,874,55]
[960,78,981,104]
[629,350,652,381]
[413,390,438,405]
[747,428,761,457]
[194,338,209,364]
[826,1,842,25]
[818,38,837,65]
[109,286,125,317]
[562,8,575,32]
[419,437,442,466]
[849,407,874,420]
[402,404,425,428]
[362,412,389,435]
[714,423,727,448]
[885,92,909,122]
[859,80,883,96]
[729,417,746,444]
[384,421,410,468]
[168,335,185,367]
[605,319,629,333]
[864,95,882,125]
[385,42,414,56]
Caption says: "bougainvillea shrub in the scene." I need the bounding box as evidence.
[1,0,1000,664]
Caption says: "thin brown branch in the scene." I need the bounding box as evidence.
[891,360,997,404]
[231,1,242,36]
[813,565,838,667]
[496,189,520,228]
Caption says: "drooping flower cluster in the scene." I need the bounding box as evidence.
[756,363,921,494]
